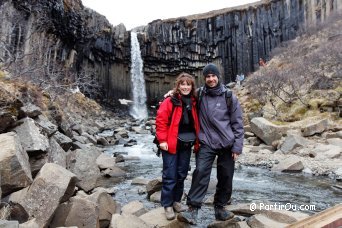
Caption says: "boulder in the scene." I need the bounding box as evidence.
[20,163,77,227]
[110,214,150,228]
[52,131,73,151]
[13,117,49,153]
[247,214,289,227]
[271,157,304,172]
[87,190,119,228]
[67,148,101,192]
[131,177,149,186]
[96,153,116,169]
[0,132,32,196]
[0,220,19,228]
[139,207,177,227]
[301,119,329,136]
[121,200,147,217]
[47,137,67,168]
[149,191,161,203]
[327,138,342,147]
[280,135,309,153]
[35,115,58,137]
[146,178,162,197]
[250,118,287,145]
[19,104,41,118]
[50,196,100,228]
[313,144,341,159]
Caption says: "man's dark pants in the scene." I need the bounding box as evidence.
[161,141,192,207]
[186,144,235,208]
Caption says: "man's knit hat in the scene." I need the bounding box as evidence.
[203,63,220,78]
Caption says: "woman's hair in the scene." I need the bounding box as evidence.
[172,72,197,97]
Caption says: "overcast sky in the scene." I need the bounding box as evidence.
[82,0,260,30]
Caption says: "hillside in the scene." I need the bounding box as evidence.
[238,12,341,124]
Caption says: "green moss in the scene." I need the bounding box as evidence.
[0,70,5,79]
[247,99,263,112]
[308,98,325,109]
[335,86,342,94]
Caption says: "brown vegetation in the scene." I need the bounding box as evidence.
[245,12,341,122]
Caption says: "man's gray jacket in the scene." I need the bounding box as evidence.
[198,84,244,153]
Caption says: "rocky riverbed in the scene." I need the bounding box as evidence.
[0,88,341,227]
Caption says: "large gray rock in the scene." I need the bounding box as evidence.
[0,132,32,196]
[52,131,73,151]
[67,148,102,192]
[50,196,100,228]
[271,156,304,172]
[334,167,342,180]
[47,137,67,168]
[87,189,119,228]
[96,153,116,169]
[35,115,58,137]
[327,138,342,147]
[313,144,342,159]
[19,104,41,118]
[280,135,309,153]
[247,214,289,228]
[121,201,147,217]
[110,214,150,228]
[146,178,162,197]
[0,220,19,228]
[13,117,49,153]
[139,207,176,227]
[250,118,287,145]
[18,218,39,228]
[301,119,329,136]
[28,151,48,178]
[20,163,77,227]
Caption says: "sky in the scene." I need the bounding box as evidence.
[82,0,260,30]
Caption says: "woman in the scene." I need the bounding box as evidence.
[156,73,200,220]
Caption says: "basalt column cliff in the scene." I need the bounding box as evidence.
[139,0,341,101]
[0,0,340,105]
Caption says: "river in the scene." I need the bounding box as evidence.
[100,130,341,227]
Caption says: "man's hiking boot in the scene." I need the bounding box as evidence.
[173,202,187,212]
[177,206,198,225]
[165,207,175,220]
[214,206,234,221]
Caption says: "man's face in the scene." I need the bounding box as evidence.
[205,74,219,87]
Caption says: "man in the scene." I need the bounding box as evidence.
[177,63,244,225]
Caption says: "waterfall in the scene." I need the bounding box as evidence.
[129,32,148,120]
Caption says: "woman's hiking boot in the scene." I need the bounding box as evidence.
[214,206,234,221]
[165,207,175,220]
[173,202,187,212]
[177,206,198,225]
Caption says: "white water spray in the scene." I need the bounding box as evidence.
[129,32,148,120]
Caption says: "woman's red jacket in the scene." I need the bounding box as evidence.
[156,95,200,154]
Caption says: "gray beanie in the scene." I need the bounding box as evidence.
[203,63,220,77]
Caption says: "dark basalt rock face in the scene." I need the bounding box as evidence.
[0,0,340,105]
[138,0,341,100]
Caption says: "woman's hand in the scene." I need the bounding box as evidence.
[159,142,168,151]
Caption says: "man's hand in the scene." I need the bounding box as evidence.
[159,142,168,151]
[164,90,173,98]
[232,152,239,161]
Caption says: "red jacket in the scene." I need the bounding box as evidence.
[156,95,200,154]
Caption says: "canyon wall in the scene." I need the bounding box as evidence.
[0,0,340,104]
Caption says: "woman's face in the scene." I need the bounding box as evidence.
[178,80,192,95]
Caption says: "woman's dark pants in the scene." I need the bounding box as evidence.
[161,142,192,207]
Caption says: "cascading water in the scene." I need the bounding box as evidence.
[129,32,148,120]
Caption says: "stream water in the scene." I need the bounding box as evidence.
[101,130,341,227]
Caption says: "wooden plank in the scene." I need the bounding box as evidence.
[286,204,342,228]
